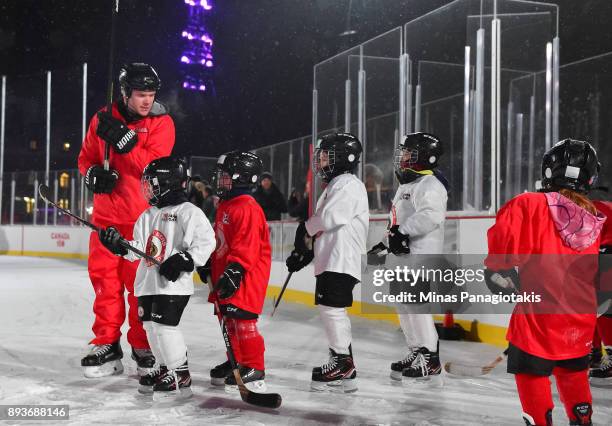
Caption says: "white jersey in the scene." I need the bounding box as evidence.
[125,201,216,297]
[306,173,369,280]
[389,174,447,255]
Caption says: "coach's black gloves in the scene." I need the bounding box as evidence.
[484,268,520,296]
[196,257,212,283]
[99,226,128,256]
[388,225,411,255]
[96,111,138,154]
[286,249,314,273]
[85,165,119,194]
[216,262,244,299]
[159,251,194,282]
[367,242,388,266]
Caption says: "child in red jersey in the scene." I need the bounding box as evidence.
[485,139,605,426]
[199,151,272,392]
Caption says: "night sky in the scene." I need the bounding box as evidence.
[1,0,611,172]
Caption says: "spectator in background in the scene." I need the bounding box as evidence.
[253,172,287,221]
[188,175,205,208]
[201,184,217,223]
[288,180,310,222]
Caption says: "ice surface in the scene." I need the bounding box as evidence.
[1,256,610,425]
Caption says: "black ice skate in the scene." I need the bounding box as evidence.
[402,347,442,381]
[210,359,232,386]
[224,365,267,393]
[131,347,156,376]
[590,351,612,385]
[311,348,357,393]
[390,348,419,381]
[152,361,193,401]
[81,341,124,378]
[138,365,167,394]
[589,346,603,370]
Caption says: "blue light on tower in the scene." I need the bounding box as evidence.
[180,0,214,92]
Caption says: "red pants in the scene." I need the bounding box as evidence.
[515,368,592,425]
[88,224,148,348]
[225,318,265,371]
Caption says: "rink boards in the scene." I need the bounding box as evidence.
[0,216,509,347]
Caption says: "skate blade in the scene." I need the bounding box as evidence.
[402,373,444,387]
[137,384,153,395]
[152,387,193,403]
[225,380,267,393]
[83,360,124,378]
[390,370,403,381]
[589,376,612,386]
[310,378,357,393]
[210,377,227,386]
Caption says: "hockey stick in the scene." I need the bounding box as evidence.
[205,276,282,409]
[443,347,509,377]
[271,272,293,317]
[38,184,157,264]
[103,0,120,171]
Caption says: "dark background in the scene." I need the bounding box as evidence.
[0,0,611,172]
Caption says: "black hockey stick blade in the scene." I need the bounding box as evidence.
[242,387,282,409]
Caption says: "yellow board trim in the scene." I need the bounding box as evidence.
[0,250,88,260]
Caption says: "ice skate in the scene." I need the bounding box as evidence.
[152,361,193,401]
[210,359,232,386]
[401,347,442,383]
[138,365,167,394]
[590,350,612,385]
[224,365,267,393]
[311,348,357,393]
[131,347,156,376]
[390,348,418,381]
[81,342,124,378]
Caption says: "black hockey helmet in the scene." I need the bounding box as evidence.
[394,132,443,184]
[541,138,600,194]
[119,63,161,98]
[312,133,362,182]
[141,156,189,206]
[215,151,263,198]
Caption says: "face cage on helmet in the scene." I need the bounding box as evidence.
[312,148,336,180]
[141,174,161,205]
[215,170,234,197]
[393,147,421,173]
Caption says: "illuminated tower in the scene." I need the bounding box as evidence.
[180,0,214,92]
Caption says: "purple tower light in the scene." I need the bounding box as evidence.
[180,0,214,92]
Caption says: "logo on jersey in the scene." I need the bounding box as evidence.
[162,213,177,222]
[134,127,148,133]
[401,193,411,200]
[145,229,167,267]
[222,212,230,224]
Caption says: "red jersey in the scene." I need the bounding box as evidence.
[594,200,612,246]
[485,192,606,360]
[210,194,271,314]
[78,102,175,227]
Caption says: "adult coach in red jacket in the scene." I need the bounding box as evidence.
[200,151,272,392]
[485,139,605,426]
[77,63,175,378]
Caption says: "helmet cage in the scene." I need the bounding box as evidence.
[312,148,337,181]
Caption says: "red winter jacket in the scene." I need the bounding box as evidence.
[78,102,175,227]
[210,195,272,314]
[485,192,606,360]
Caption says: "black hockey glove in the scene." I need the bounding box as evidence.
[388,225,411,255]
[96,111,138,154]
[294,221,314,254]
[483,268,520,296]
[196,257,212,283]
[85,165,119,194]
[215,262,245,300]
[159,251,194,282]
[286,249,314,273]
[99,226,128,256]
[367,242,388,266]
